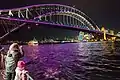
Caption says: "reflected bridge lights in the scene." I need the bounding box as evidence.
[44,68,61,79]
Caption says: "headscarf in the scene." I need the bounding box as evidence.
[17,61,25,70]
[8,43,19,52]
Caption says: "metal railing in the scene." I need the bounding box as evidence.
[0,70,34,80]
[0,47,34,80]
[26,73,34,80]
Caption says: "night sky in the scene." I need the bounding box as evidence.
[0,0,120,32]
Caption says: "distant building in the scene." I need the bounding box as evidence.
[117,32,120,36]
[78,32,84,41]
[105,30,109,33]
[110,30,114,35]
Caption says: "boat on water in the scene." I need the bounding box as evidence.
[28,38,39,46]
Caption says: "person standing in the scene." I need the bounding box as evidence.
[0,45,3,69]
[14,61,28,80]
[5,43,24,80]
[0,46,5,69]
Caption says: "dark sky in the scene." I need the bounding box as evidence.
[0,0,120,32]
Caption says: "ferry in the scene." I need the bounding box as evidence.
[28,38,39,46]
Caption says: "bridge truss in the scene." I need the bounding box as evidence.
[0,4,100,40]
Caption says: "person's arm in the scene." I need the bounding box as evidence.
[5,51,9,66]
[19,46,24,57]
[0,47,4,52]
[15,68,21,80]
[5,57,7,66]
[22,70,28,80]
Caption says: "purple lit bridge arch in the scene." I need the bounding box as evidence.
[0,4,118,40]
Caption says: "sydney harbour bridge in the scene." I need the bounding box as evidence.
[0,4,119,42]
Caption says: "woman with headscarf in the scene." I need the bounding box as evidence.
[5,43,24,80]
[14,61,28,80]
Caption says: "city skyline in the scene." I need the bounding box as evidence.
[0,0,120,32]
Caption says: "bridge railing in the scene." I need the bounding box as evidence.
[26,73,34,80]
[0,70,34,80]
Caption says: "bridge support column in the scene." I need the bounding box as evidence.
[104,30,107,40]
[101,27,107,41]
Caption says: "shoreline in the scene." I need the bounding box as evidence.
[0,40,118,45]
[0,41,79,45]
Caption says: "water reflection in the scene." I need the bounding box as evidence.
[3,42,120,80]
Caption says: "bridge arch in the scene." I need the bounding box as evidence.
[0,4,100,40]
[0,4,100,30]
[35,11,95,30]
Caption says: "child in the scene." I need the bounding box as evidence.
[14,61,28,80]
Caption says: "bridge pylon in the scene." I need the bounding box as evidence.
[101,26,107,41]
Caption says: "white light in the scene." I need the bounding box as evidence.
[0,11,1,15]
[36,24,38,25]
[9,10,13,16]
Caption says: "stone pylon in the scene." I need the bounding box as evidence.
[101,27,106,40]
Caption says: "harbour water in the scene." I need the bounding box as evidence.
[2,41,120,80]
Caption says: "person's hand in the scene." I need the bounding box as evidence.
[19,46,23,49]
[23,70,28,74]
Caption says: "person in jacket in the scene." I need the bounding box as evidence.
[0,45,4,69]
[0,46,6,69]
[14,61,28,80]
[5,43,24,80]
